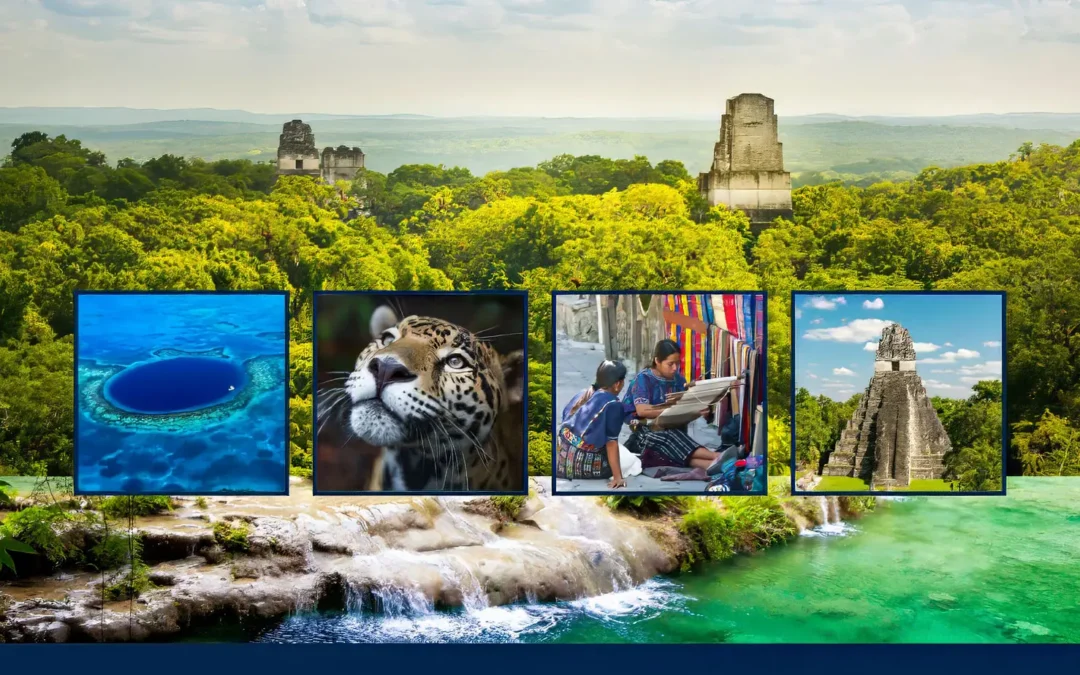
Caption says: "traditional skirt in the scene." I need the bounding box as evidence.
[636,427,701,468]
[556,426,613,480]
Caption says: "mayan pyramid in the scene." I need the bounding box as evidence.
[821,324,950,488]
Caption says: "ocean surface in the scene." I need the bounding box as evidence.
[75,293,288,494]
[233,478,1079,643]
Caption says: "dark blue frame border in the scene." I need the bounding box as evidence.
[4,644,1079,669]
[72,290,291,497]
[789,290,1008,497]
[550,290,768,497]
[311,290,529,497]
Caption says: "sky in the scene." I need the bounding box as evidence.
[1,1,1079,117]
[793,293,1004,400]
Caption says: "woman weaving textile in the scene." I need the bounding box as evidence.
[623,339,722,471]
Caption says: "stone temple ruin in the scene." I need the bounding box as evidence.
[821,324,950,489]
[276,119,365,185]
[698,93,793,231]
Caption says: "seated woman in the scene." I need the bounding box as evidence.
[623,339,721,471]
[556,360,639,489]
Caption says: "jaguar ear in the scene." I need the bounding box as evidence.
[370,305,399,338]
[501,349,525,406]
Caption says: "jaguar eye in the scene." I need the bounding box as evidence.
[380,331,396,345]
[445,355,466,369]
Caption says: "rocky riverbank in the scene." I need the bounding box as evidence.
[0,478,869,642]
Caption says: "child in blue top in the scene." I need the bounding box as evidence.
[556,360,631,488]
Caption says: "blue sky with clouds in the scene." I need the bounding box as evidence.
[2,0,1079,116]
[794,292,1004,401]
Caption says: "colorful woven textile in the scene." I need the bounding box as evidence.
[652,293,765,447]
[661,293,710,383]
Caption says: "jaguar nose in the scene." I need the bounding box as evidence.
[369,357,416,396]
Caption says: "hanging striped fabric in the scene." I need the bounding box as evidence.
[682,326,691,382]
[755,293,765,354]
[704,293,712,380]
[739,295,747,339]
[666,295,677,342]
[723,295,739,337]
[748,296,754,339]
[742,295,753,347]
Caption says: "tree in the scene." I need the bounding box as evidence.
[1013,411,1080,476]
[0,165,65,232]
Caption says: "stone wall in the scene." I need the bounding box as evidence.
[556,295,658,373]
[874,360,916,372]
[322,145,365,184]
[277,120,321,176]
[555,296,599,343]
[276,121,365,185]
[698,94,792,230]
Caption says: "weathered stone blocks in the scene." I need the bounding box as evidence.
[821,324,951,488]
[698,94,793,230]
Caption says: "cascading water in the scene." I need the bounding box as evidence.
[300,484,669,641]
[255,489,686,644]
[801,496,853,537]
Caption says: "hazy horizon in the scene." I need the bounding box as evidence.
[2,1,1079,117]
[5,105,1080,121]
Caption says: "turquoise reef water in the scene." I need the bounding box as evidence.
[248,478,1079,643]
[75,293,288,495]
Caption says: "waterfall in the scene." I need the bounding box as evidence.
[318,486,659,624]
[801,496,853,537]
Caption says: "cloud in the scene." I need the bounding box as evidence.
[923,379,971,396]
[958,360,1002,377]
[803,318,894,343]
[7,0,1080,118]
[913,342,941,353]
[305,0,415,29]
[944,342,954,347]
[806,295,839,310]
[983,340,1001,347]
[833,367,855,376]
[862,297,884,310]
[807,373,818,379]
[795,309,803,319]
[811,318,822,324]
[922,348,980,364]
[930,369,955,373]
[39,0,142,18]
[863,341,878,351]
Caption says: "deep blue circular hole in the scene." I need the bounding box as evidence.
[104,357,247,414]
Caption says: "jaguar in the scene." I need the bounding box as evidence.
[319,305,525,492]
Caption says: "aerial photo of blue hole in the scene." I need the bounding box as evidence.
[75,293,289,495]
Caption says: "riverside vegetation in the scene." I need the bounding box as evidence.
[0,474,866,642]
[0,132,1078,632]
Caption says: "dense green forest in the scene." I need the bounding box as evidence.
[0,130,1078,483]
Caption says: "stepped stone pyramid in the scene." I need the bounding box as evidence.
[821,324,951,488]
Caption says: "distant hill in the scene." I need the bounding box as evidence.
[4,106,1080,131]
[1,108,1078,178]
